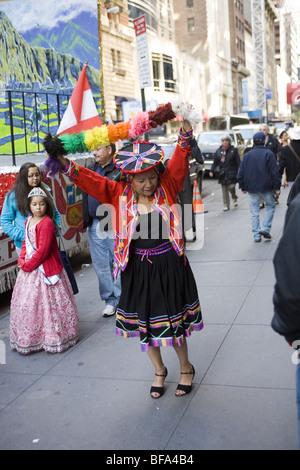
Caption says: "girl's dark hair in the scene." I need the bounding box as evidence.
[9,162,50,216]
[27,192,59,233]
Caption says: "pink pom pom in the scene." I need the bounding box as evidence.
[128,112,152,140]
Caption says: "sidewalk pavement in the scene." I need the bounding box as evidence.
[0,179,298,451]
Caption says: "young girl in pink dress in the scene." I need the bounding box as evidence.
[10,187,79,354]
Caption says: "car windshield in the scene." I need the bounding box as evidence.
[160,144,176,160]
[236,129,255,139]
[198,133,224,144]
[198,133,235,144]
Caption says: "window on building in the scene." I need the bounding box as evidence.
[186,0,193,7]
[111,49,116,67]
[111,49,125,75]
[187,17,195,33]
[152,54,160,89]
[163,54,176,91]
[117,51,121,67]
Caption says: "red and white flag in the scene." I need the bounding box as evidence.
[57,64,102,135]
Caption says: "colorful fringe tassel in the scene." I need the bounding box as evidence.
[43,103,177,177]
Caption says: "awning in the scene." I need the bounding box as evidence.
[115,96,136,104]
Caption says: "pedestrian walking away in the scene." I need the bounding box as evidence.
[82,143,121,317]
[10,187,79,355]
[0,162,61,256]
[259,123,282,206]
[209,134,240,211]
[237,132,281,242]
[43,107,203,400]
[272,177,300,449]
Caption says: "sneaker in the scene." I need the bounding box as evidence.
[233,199,238,207]
[259,230,272,240]
[254,237,261,243]
[102,304,116,317]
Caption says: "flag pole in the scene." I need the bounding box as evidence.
[97,0,105,123]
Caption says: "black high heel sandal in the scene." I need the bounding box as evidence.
[150,366,168,399]
[175,365,195,397]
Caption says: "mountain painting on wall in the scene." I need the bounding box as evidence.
[0,0,101,155]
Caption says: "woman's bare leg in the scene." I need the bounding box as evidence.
[147,346,167,398]
[173,337,194,396]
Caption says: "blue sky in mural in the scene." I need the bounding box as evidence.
[0,0,100,69]
[0,0,97,31]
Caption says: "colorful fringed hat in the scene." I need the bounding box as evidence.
[113,142,164,174]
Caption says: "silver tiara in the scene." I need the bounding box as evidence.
[28,187,47,198]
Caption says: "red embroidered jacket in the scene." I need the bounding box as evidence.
[18,216,63,276]
[65,135,192,277]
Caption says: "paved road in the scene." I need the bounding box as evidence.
[0,177,298,451]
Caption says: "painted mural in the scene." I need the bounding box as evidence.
[0,0,101,155]
[0,0,102,292]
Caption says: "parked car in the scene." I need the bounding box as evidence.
[231,124,261,153]
[196,130,245,173]
[154,137,204,193]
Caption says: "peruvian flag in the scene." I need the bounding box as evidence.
[57,64,102,135]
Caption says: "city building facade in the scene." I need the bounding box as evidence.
[173,0,233,118]
[229,0,251,114]
[100,0,298,126]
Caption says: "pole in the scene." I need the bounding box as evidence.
[97,0,105,123]
[8,91,16,166]
[141,88,149,141]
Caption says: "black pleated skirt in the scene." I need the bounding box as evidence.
[116,240,203,352]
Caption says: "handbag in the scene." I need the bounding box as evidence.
[215,165,225,178]
[58,237,79,295]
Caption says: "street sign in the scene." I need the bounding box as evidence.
[122,100,158,122]
[265,88,272,101]
[133,15,152,89]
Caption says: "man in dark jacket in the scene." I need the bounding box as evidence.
[259,123,282,206]
[259,123,281,157]
[82,143,121,317]
[237,132,281,242]
[272,172,300,448]
[179,137,204,240]
[209,134,240,211]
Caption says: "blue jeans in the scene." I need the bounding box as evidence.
[87,219,121,307]
[247,192,275,239]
